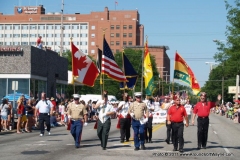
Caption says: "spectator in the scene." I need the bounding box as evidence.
[25,98,34,132]
[58,101,66,126]
[0,98,9,131]
[17,96,24,133]
[50,97,57,112]
[36,36,42,47]
[50,112,59,127]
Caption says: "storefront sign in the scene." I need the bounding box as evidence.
[0,47,23,52]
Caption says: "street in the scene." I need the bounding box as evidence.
[0,113,239,160]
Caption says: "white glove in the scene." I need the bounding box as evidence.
[84,122,88,126]
[102,113,107,117]
[143,118,148,124]
[130,113,134,118]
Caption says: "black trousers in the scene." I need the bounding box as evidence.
[171,122,184,150]
[97,118,111,148]
[120,118,131,141]
[144,117,153,141]
[39,113,50,134]
[197,117,209,147]
[166,120,173,142]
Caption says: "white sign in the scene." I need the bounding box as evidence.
[228,86,240,94]
[152,109,167,124]
[23,7,38,14]
[12,81,18,90]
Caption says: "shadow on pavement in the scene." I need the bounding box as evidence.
[21,150,50,155]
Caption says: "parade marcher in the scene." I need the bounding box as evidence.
[144,97,155,143]
[117,94,131,143]
[184,99,192,123]
[167,97,189,153]
[192,92,214,150]
[93,91,116,150]
[161,97,172,144]
[67,94,88,148]
[128,92,149,151]
[35,92,53,136]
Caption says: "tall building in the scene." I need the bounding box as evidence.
[0,5,144,56]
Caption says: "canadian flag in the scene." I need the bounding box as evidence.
[71,42,99,87]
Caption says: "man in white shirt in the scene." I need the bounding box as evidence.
[93,91,116,150]
[35,92,53,136]
[184,99,192,122]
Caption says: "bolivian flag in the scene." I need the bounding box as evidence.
[174,52,200,95]
[143,40,155,95]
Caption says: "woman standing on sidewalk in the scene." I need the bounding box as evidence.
[17,96,24,133]
[25,98,34,132]
[0,98,9,131]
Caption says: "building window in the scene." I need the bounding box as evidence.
[21,42,28,45]
[123,41,127,45]
[72,24,78,30]
[123,33,127,37]
[13,34,20,38]
[110,33,114,37]
[111,25,114,30]
[0,34,3,38]
[64,24,70,30]
[110,41,114,46]
[91,50,95,54]
[116,25,120,29]
[129,25,132,29]
[55,25,61,29]
[123,25,127,29]
[129,33,132,37]
[46,25,54,30]
[91,34,95,38]
[85,42,88,45]
[116,33,120,37]
[5,25,12,30]
[91,42,95,46]
[91,26,95,30]
[21,34,28,38]
[21,25,28,30]
[128,41,132,46]
[38,25,45,30]
[30,25,37,29]
[116,41,120,46]
[13,25,20,29]
[0,25,3,30]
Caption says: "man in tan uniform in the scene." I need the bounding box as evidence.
[67,94,88,148]
[128,92,149,151]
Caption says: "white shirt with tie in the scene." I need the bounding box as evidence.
[98,101,115,123]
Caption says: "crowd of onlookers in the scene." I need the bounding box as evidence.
[211,102,240,123]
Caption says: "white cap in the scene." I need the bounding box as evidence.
[134,92,142,97]
[73,94,80,98]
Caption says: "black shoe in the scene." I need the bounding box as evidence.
[141,144,146,150]
[134,147,140,151]
[120,140,124,143]
[202,146,206,149]
[165,139,170,144]
[197,146,201,150]
[145,140,148,143]
[179,149,184,153]
[75,146,79,148]
[173,148,178,151]
[126,139,129,142]
[149,140,153,143]
[102,147,106,150]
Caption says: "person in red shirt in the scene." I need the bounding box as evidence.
[192,92,213,150]
[167,97,189,153]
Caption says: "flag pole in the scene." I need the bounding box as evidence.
[102,28,107,99]
[70,37,76,94]
[141,37,146,98]
[122,47,126,99]
[97,45,103,97]
[172,51,177,96]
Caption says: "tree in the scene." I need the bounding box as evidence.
[203,0,240,102]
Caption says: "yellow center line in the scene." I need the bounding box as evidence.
[123,123,165,145]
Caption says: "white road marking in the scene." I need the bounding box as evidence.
[37,141,46,143]
[213,131,217,134]
[224,148,230,154]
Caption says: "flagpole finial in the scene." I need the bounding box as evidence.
[145,35,148,41]
[101,28,108,35]
[122,47,125,52]
[70,37,73,42]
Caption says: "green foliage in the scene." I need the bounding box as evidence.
[203,0,240,102]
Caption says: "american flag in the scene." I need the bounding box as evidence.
[102,38,126,82]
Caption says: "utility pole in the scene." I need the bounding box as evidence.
[60,0,64,57]
[236,75,239,101]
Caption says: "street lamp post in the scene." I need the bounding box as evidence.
[157,67,165,96]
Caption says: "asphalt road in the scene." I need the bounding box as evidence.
[0,113,239,160]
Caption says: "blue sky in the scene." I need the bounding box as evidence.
[0,0,230,87]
